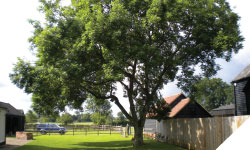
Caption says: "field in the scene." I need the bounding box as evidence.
[14,135,184,150]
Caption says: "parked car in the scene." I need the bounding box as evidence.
[36,123,66,135]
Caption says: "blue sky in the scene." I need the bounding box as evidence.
[0,0,249,116]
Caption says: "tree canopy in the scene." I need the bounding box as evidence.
[187,78,234,111]
[10,0,243,146]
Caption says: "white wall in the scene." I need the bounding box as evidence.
[0,108,6,144]
[144,119,157,133]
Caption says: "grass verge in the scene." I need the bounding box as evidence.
[14,134,184,150]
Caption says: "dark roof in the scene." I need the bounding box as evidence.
[212,104,235,111]
[0,102,25,116]
[147,93,211,118]
[210,104,235,116]
[232,64,250,82]
[164,93,210,118]
[0,106,7,110]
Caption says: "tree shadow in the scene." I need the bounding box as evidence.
[14,140,182,150]
[73,140,132,148]
[0,145,19,150]
[14,141,132,150]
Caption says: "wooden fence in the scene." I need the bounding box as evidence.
[156,115,250,150]
[24,125,123,136]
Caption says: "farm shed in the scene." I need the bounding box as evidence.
[145,93,211,132]
[163,93,212,118]
[210,104,235,117]
[0,102,25,136]
[232,64,250,115]
[0,107,7,145]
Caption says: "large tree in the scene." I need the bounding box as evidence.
[187,78,234,111]
[10,0,243,146]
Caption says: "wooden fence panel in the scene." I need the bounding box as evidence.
[156,116,250,150]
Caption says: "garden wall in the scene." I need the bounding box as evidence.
[156,115,250,150]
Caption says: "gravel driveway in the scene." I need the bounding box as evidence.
[0,138,32,150]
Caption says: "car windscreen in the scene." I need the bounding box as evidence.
[49,124,59,128]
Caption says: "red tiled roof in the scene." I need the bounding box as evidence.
[169,98,190,117]
[146,93,191,118]
[164,93,183,105]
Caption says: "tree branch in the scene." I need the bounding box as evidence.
[109,95,132,121]
[127,60,138,122]
[119,80,129,91]
[84,88,132,121]
[151,50,179,95]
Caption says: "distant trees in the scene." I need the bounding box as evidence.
[90,112,106,125]
[72,111,82,122]
[38,116,50,123]
[25,110,54,123]
[114,112,128,126]
[188,78,234,111]
[57,113,73,125]
[85,96,112,115]
[80,113,91,122]
[84,96,113,125]
[25,110,38,123]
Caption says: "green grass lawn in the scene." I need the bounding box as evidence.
[14,135,184,150]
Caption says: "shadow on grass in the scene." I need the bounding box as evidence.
[0,145,19,150]
[73,141,133,149]
[15,140,184,150]
[14,141,131,150]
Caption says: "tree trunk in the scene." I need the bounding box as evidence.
[133,125,144,146]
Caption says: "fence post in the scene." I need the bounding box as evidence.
[98,125,99,136]
[110,125,112,135]
[73,128,74,136]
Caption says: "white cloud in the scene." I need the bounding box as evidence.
[161,82,182,97]
[233,49,250,66]
[228,0,250,66]
[0,0,42,113]
[0,84,32,111]
[0,82,6,88]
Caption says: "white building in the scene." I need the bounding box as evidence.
[0,107,6,145]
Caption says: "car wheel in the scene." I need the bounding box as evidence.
[41,131,47,135]
[60,131,65,135]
